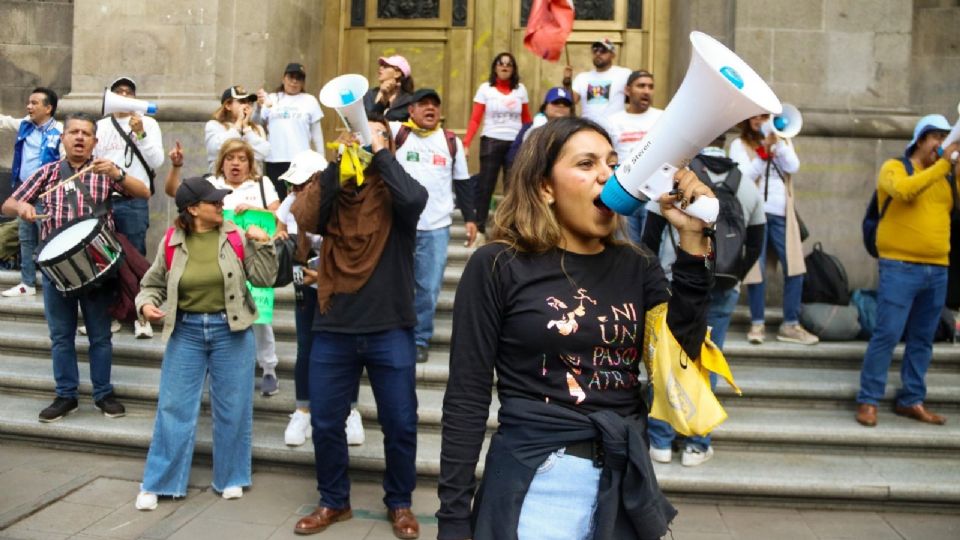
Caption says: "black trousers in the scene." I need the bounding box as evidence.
[475,136,513,234]
[264,161,291,201]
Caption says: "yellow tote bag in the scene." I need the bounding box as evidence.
[642,303,741,437]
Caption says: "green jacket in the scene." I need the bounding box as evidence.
[136,221,278,341]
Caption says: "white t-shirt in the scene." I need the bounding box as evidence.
[572,66,632,123]
[93,115,164,189]
[391,122,470,231]
[261,92,324,162]
[208,175,279,211]
[603,108,663,161]
[204,120,271,170]
[728,138,800,217]
[473,82,529,141]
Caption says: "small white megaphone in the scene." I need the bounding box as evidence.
[319,74,372,145]
[601,31,782,223]
[941,101,960,150]
[761,103,802,139]
[101,89,157,116]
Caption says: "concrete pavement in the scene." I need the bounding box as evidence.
[0,441,958,540]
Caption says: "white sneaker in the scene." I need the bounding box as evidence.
[649,446,672,464]
[1,283,35,297]
[134,319,154,339]
[77,325,87,336]
[221,486,243,500]
[284,409,311,446]
[681,446,714,467]
[111,319,122,334]
[747,323,765,344]
[135,491,158,511]
[345,408,365,446]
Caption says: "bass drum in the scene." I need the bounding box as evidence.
[36,218,125,295]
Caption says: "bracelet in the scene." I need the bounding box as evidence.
[172,163,183,168]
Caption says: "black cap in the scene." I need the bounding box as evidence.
[175,177,232,212]
[411,88,441,104]
[109,76,137,93]
[220,85,256,104]
[284,62,306,77]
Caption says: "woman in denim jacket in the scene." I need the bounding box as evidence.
[133,176,277,511]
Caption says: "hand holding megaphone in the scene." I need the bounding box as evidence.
[658,169,718,234]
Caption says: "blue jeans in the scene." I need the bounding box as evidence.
[857,259,947,407]
[18,212,39,286]
[648,287,739,452]
[747,213,804,325]
[309,328,418,509]
[141,312,255,496]
[624,202,648,245]
[414,227,450,348]
[294,284,317,406]
[517,449,600,539]
[43,275,114,401]
[111,197,149,256]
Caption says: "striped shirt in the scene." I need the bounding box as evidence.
[11,159,127,240]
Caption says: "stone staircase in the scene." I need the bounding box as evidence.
[0,222,959,511]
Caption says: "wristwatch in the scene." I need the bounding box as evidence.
[114,168,126,183]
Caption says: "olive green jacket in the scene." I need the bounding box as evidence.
[136,221,278,341]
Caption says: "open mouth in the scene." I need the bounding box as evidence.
[594,196,613,217]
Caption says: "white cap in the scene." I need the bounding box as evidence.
[280,150,328,185]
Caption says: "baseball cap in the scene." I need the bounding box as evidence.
[592,38,616,53]
[109,76,137,93]
[906,114,951,157]
[175,177,232,212]
[378,55,412,78]
[280,150,329,186]
[542,87,572,106]
[221,85,256,104]
[284,63,306,77]
[411,88,441,104]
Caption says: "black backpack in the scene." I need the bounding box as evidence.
[690,156,747,290]
[802,242,851,305]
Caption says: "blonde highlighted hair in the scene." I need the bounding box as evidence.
[214,139,261,181]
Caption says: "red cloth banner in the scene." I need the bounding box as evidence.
[523,0,575,62]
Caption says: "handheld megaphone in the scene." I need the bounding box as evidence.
[941,101,960,149]
[101,89,157,116]
[319,74,372,145]
[762,103,802,139]
[601,31,782,223]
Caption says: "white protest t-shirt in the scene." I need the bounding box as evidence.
[473,82,529,141]
[572,66,632,123]
[208,175,279,211]
[261,92,323,162]
[604,108,663,160]
[391,122,470,231]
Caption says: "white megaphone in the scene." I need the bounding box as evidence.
[319,74,372,145]
[101,88,157,116]
[601,31,782,223]
[762,103,802,139]
[941,101,960,149]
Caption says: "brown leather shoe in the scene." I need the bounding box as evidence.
[294,506,352,535]
[387,507,420,539]
[894,403,946,425]
[855,403,877,427]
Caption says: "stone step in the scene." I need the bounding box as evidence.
[2,391,958,506]
[3,353,960,453]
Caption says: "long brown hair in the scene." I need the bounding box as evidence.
[491,117,622,253]
[737,118,764,148]
[214,139,261,181]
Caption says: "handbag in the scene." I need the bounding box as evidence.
[273,234,296,288]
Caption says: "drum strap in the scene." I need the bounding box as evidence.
[59,159,111,220]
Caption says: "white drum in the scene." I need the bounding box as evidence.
[36,218,124,295]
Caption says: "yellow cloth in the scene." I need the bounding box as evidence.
[642,303,741,437]
[876,157,955,266]
[401,119,438,138]
[326,142,373,187]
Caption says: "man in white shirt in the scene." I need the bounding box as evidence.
[94,76,164,256]
[391,89,476,363]
[603,70,663,242]
[562,38,633,123]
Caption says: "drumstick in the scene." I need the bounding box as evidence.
[38,165,95,199]
[33,214,49,220]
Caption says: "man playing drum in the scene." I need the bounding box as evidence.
[1,112,150,422]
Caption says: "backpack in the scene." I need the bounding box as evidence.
[690,156,747,290]
[394,125,459,168]
[801,242,850,305]
[163,226,244,271]
[799,303,862,341]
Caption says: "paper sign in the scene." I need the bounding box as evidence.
[223,209,276,324]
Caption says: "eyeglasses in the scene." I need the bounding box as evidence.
[496,60,514,67]
[201,200,224,208]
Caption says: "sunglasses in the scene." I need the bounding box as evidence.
[496,60,515,67]
[200,200,224,208]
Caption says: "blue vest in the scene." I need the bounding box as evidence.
[12,118,61,188]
